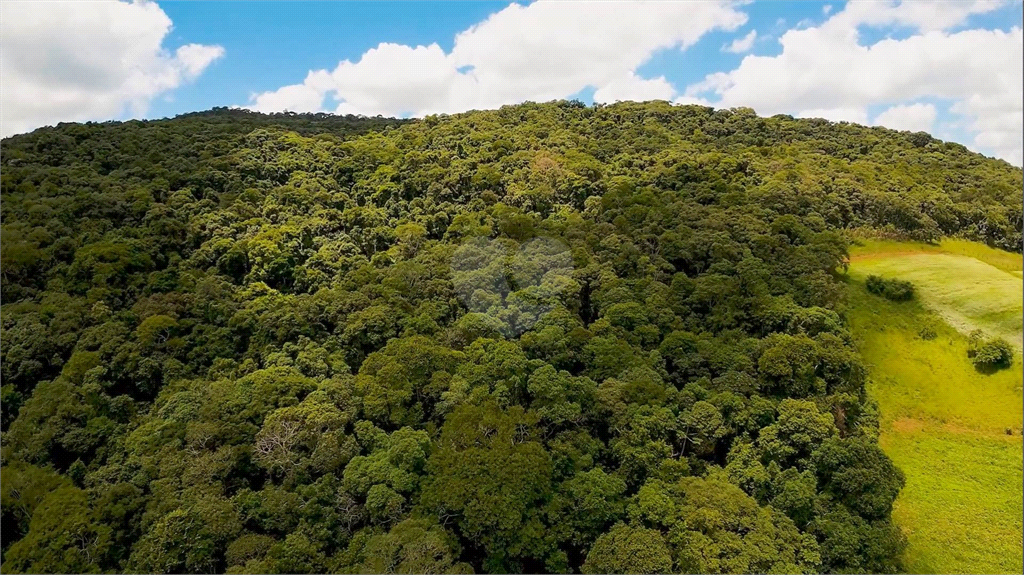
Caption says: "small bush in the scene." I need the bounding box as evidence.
[865,275,884,294]
[918,326,937,340]
[968,331,1014,370]
[866,275,915,302]
[972,339,1014,370]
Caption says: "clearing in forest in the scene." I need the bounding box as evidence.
[845,239,1023,574]
[850,239,1023,349]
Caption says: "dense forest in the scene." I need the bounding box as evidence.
[1,101,1021,574]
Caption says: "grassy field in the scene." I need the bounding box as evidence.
[845,240,1023,574]
[881,426,1022,574]
[850,239,1023,349]
[849,238,1024,274]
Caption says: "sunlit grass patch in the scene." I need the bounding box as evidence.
[849,249,1023,349]
[849,238,1023,274]
[882,426,1022,575]
[845,245,1023,574]
[846,282,1022,434]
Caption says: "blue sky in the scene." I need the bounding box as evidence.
[2,1,1022,164]
[151,2,512,117]
[149,1,851,117]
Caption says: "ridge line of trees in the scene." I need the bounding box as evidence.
[1,100,1020,574]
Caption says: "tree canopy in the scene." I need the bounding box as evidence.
[1,101,1020,573]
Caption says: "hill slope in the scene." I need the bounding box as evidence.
[851,239,1023,349]
[1,102,1021,574]
[845,240,1023,573]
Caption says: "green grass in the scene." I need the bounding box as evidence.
[847,286,1023,434]
[849,238,1024,274]
[849,246,1023,349]
[845,242,1023,574]
[882,428,1022,575]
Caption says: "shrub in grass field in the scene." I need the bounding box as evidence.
[866,275,915,302]
[865,275,885,295]
[972,339,1014,369]
[967,330,1014,370]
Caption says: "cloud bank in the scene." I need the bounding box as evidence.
[0,0,224,137]
[683,1,1022,164]
[247,1,747,115]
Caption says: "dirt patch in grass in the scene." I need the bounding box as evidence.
[890,417,926,434]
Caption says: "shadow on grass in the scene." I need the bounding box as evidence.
[973,360,1014,376]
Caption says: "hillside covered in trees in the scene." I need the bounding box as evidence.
[1,101,1021,574]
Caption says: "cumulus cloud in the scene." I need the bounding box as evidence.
[797,107,869,125]
[833,0,1008,33]
[0,0,224,137]
[723,30,758,53]
[593,73,675,104]
[684,0,1023,164]
[248,0,746,116]
[872,103,937,133]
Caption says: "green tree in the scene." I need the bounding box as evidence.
[422,402,553,569]
[625,476,821,574]
[2,486,111,574]
[582,523,673,574]
[125,497,241,574]
[350,518,472,574]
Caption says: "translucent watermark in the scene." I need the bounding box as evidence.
[451,235,576,338]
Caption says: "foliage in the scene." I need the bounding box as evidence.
[1,101,1021,573]
[865,275,915,301]
[968,331,1015,370]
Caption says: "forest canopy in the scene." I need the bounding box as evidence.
[1,101,1021,574]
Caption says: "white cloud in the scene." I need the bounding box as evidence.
[5,0,1017,166]
[797,107,869,125]
[593,73,675,104]
[833,0,1008,33]
[247,82,326,115]
[672,95,715,108]
[684,0,1023,164]
[722,30,758,53]
[823,5,833,15]
[872,102,937,132]
[175,44,227,79]
[951,92,1024,165]
[0,0,224,137]
[248,0,746,116]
